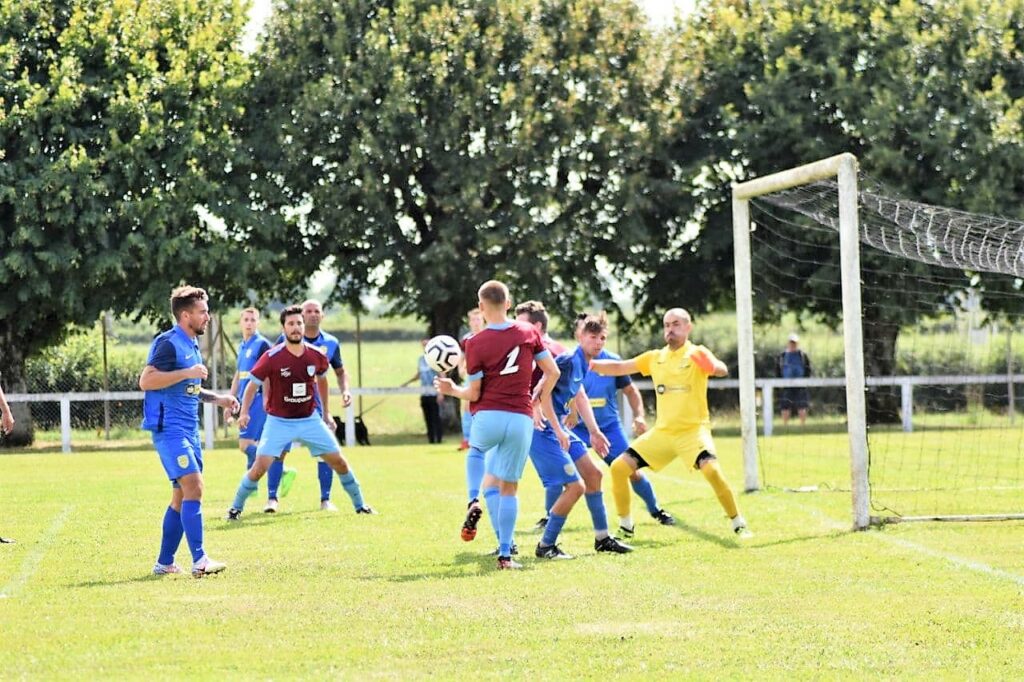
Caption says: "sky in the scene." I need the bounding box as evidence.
[244,0,693,50]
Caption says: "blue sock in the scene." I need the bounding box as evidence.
[232,475,258,511]
[267,458,284,499]
[540,512,568,547]
[482,486,501,542]
[338,471,364,510]
[180,500,205,563]
[497,494,518,557]
[585,491,609,534]
[544,485,561,516]
[631,475,660,515]
[466,448,485,501]
[157,506,183,566]
[318,461,333,501]
[244,444,257,470]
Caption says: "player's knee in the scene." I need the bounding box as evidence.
[566,480,585,499]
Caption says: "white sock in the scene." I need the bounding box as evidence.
[731,514,747,530]
[619,515,634,530]
[594,530,610,541]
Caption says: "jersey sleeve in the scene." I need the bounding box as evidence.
[249,351,271,383]
[147,338,178,371]
[465,339,482,380]
[255,338,272,360]
[614,374,632,389]
[328,342,343,369]
[317,349,330,376]
[632,350,655,376]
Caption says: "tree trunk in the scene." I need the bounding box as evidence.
[0,328,35,446]
[862,313,901,424]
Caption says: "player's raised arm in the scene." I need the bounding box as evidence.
[590,357,638,377]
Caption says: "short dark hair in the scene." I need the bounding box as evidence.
[280,305,303,326]
[579,311,609,335]
[515,300,548,332]
[170,285,208,320]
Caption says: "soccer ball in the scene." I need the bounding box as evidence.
[424,335,462,374]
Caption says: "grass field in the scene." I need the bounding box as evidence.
[2,430,1023,678]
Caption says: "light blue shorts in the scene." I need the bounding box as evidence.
[529,427,582,488]
[257,414,339,458]
[573,422,630,467]
[153,430,203,486]
[470,410,533,483]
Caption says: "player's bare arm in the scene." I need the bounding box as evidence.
[622,382,647,435]
[590,358,639,377]
[139,363,207,390]
[318,373,332,423]
[200,388,239,411]
[435,376,480,402]
[237,381,259,430]
[574,386,610,457]
[336,365,352,407]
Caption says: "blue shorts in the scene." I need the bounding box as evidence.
[461,409,473,440]
[153,430,203,486]
[239,396,267,440]
[529,427,582,488]
[573,422,630,467]
[470,410,533,483]
[257,414,339,458]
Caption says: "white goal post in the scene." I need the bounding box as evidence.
[731,153,871,530]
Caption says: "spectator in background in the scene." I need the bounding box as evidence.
[414,339,445,443]
[0,377,14,543]
[778,333,811,426]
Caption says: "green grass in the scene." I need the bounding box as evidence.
[2,431,1024,678]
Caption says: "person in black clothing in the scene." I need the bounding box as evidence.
[778,333,811,425]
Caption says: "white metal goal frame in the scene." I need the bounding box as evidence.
[731,153,872,530]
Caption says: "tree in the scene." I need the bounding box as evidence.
[663,0,1024,420]
[0,0,266,443]
[240,0,687,336]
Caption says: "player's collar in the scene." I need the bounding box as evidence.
[486,322,513,330]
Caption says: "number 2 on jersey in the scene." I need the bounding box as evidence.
[499,346,521,375]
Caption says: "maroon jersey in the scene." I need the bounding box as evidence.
[465,321,547,417]
[249,342,329,418]
[530,335,567,389]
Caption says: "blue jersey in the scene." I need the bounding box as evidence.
[237,332,272,399]
[141,325,203,433]
[547,346,588,427]
[580,349,631,429]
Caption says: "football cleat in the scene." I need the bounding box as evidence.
[595,535,633,554]
[279,467,298,498]
[0,536,15,544]
[225,508,242,522]
[618,524,635,538]
[355,506,377,515]
[320,500,338,512]
[732,515,753,539]
[191,556,226,578]
[152,562,182,575]
[535,543,574,560]
[651,509,676,526]
[461,499,483,542]
[529,516,549,534]
[496,556,522,570]
[263,499,279,514]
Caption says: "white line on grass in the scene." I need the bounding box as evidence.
[0,505,73,599]
[651,471,1024,588]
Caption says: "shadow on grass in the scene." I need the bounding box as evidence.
[70,573,189,588]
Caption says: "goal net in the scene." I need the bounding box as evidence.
[733,154,1024,528]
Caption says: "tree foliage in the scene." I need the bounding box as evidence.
[241,0,687,335]
[665,0,1024,418]
[0,0,257,442]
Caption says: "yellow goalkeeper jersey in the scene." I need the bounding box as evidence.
[633,340,716,431]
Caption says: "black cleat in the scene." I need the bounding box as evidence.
[651,509,676,526]
[356,506,377,515]
[595,535,633,553]
[225,508,242,522]
[461,500,483,542]
[529,516,549,533]
[618,524,635,538]
[535,543,574,560]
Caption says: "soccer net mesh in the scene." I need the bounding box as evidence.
[748,172,1024,522]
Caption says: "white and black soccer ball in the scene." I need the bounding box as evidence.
[424,334,462,374]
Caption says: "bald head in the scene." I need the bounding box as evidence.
[663,308,693,349]
[301,299,324,333]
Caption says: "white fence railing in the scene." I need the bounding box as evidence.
[6,373,1022,452]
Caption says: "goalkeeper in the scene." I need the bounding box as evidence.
[590,308,751,538]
